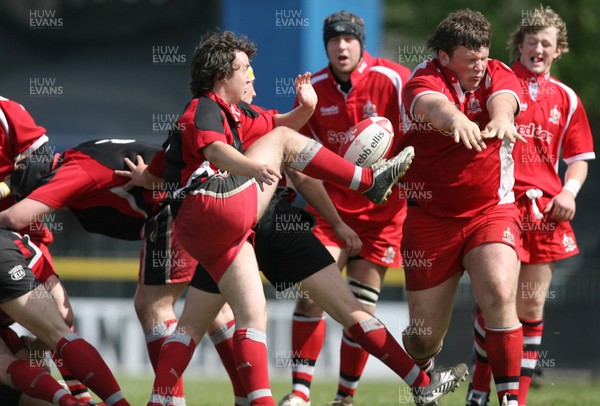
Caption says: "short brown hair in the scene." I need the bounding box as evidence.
[508,5,569,62]
[190,31,257,97]
[426,9,492,56]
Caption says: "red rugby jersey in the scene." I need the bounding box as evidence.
[511,61,595,198]
[298,51,412,227]
[401,58,522,218]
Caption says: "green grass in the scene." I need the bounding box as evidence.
[113,376,600,405]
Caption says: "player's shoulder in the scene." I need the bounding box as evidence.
[369,55,412,76]
[548,76,580,101]
[0,228,22,251]
[192,96,226,132]
[310,66,331,87]
[486,59,517,76]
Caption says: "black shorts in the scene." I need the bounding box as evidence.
[191,187,335,293]
[139,204,197,285]
[0,233,40,304]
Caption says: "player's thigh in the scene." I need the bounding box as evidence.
[465,242,520,327]
[346,259,387,287]
[404,272,462,349]
[217,241,267,330]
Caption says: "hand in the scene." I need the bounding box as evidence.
[450,114,486,151]
[544,190,576,221]
[332,221,363,257]
[295,72,317,111]
[115,155,161,190]
[482,118,527,144]
[252,163,282,191]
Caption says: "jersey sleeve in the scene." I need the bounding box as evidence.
[240,103,277,150]
[403,65,448,121]
[0,99,48,156]
[485,61,522,114]
[188,99,229,159]
[561,95,596,164]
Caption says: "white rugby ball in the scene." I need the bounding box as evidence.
[339,116,394,168]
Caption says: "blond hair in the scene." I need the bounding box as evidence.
[508,5,569,62]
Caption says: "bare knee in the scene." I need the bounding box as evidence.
[294,297,322,318]
[208,304,235,334]
[402,331,441,360]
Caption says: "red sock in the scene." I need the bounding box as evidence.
[51,351,94,402]
[7,360,79,406]
[149,332,195,404]
[210,320,247,406]
[292,140,373,191]
[519,319,543,406]
[145,319,185,402]
[336,332,369,398]
[57,334,129,406]
[288,314,325,401]
[471,312,492,393]
[348,319,429,387]
[233,328,275,405]
[485,325,523,405]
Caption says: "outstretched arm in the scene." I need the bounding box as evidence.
[483,93,526,143]
[0,198,54,231]
[413,93,487,152]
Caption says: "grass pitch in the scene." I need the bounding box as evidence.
[116,375,600,405]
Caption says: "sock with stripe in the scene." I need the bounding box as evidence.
[289,139,373,192]
[51,325,94,403]
[56,334,129,405]
[471,312,492,394]
[485,325,523,406]
[145,319,186,404]
[334,278,380,400]
[51,351,94,403]
[288,314,326,402]
[335,332,370,399]
[519,319,543,406]
[233,328,275,405]
[210,319,247,406]
[348,318,429,387]
[7,360,80,406]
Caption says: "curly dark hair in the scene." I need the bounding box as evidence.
[190,31,257,97]
[426,9,492,56]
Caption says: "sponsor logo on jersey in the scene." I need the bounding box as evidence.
[8,265,26,281]
[521,102,528,112]
[363,100,378,118]
[549,105,561,125]
[502,227,515,245]
[517,123,554,144]
[562,233,577,252]
[320,105,339,116]
[382,246,396,264]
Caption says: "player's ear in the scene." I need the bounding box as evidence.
[438,50,450,67]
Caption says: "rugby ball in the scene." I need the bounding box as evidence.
[338,116,394,168]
